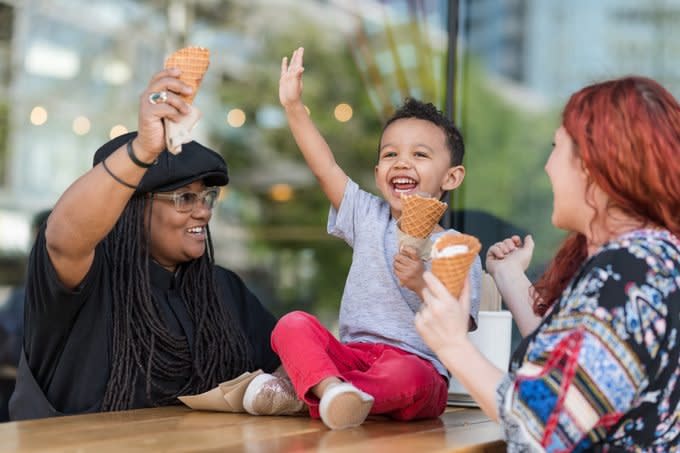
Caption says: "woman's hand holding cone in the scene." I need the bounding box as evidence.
[416,272,471,355]
[137,68,193,160]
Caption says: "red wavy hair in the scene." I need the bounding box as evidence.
[533,76,680,315]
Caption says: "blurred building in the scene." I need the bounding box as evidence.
[0,0,453,318]
[0,0,678,322]
[525,0,680,100]
[462,0,526,82]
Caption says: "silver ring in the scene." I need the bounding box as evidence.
[148,91,168,105]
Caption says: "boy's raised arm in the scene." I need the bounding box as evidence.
[280,47,348,210]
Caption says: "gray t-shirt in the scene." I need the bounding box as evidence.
[328,179,482,377]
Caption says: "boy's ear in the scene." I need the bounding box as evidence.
[441,165,465,191]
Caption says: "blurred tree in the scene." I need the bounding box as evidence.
[0,102,7,186]
[458,57,566,272]
[200,2,564,319]
[209,11,381,318]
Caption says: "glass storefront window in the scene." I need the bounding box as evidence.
[4,0,678,331]
[456,0,680,348]
[0,0,453,325]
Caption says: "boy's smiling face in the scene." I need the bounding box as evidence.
[375,118,464,219]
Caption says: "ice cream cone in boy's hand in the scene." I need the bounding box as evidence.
[163,47,210,154]
[397,193,448,259]
[430,233,481,298]
[400,193,448,238]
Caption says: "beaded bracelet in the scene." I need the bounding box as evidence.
[127,139,156,168]
[102,158,137,190]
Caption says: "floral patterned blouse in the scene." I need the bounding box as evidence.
[497,229,680,452]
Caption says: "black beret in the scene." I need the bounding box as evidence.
[93,131,228,193]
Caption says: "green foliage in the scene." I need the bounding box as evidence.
[457,57,566,270]
[0,101,7,185]
[210,18,381,314]
[207,11,565,315]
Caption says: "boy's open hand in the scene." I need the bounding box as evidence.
[394,246,426,297]
[280,47,305,108]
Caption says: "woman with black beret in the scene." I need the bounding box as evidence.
[10,68,281,419]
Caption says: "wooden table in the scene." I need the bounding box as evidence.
[0,406,505,452]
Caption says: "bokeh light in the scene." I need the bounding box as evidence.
[109,125,128,139]
[227,108,246,127]
[334,103,353,122]
[269,183,294,202]
[30,106,48,125]
[72,116,91,135]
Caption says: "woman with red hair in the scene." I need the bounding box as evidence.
[416,76,680,451]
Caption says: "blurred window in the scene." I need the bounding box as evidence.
[455,0,680,348]
[4,0,678,331]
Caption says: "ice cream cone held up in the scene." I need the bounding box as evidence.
[165,47,210,104]
[399,193,448,238]
[430,233,481,298]
[163,47,210,154]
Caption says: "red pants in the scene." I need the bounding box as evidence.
[271,311,448,421]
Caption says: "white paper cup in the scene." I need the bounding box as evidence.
[448,310,513,396]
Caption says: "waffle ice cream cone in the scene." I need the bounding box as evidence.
[396,193,448,260]
[399,194,448,238]
[431,233,481,298]
[164,47,210,104]
[163,47,209,154]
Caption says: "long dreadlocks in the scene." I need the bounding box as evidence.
[101,195,254,411]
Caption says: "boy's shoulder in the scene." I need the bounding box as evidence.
[343,179,391,215]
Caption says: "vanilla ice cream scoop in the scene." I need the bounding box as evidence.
[430,233,481,298]
[431,244,469,259]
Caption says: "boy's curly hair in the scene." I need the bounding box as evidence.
[382,98,464,165]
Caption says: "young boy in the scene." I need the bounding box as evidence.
[244,47,482,429]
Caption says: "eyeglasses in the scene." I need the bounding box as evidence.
[152,187,220,213]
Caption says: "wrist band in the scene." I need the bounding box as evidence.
[102,158,137,190]
[127,139,156,168]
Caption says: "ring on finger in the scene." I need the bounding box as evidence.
[148,91,168,105]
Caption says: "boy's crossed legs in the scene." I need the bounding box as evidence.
[244,311,448,429]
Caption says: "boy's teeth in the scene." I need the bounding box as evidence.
[391,176,417,195]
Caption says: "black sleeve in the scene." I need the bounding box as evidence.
[0,287,25,366]
[216,267,280,372]
[0,319,10,365]
[24,226,104,385]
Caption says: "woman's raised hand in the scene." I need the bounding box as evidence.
[279,47,305,108]
[136,68,193,159]
[485,235,534,279]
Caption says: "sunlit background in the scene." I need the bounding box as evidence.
[0,0,679,331]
